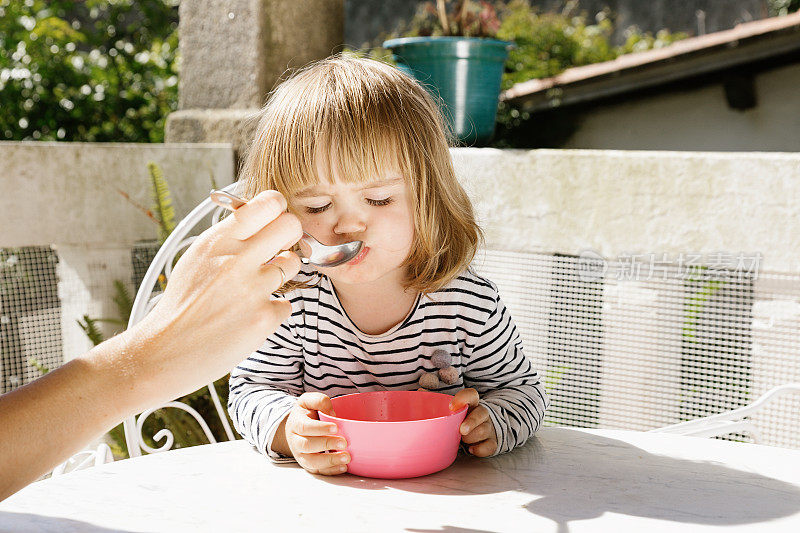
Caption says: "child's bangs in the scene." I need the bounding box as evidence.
[315,124,404,188]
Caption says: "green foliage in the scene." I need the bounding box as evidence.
[769,0,800,16]
[0,0,178,142]
[682,273,722,340]
[111,279,132,325]
[408,1,502,38]
[498,2,610,89]
[148,162,176,244]
[360,0,688,147]
[27,356,50,375]
[77,314,105,346]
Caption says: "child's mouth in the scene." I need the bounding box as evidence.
[347,246,369,265]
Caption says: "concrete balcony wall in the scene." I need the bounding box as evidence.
[452,148,800,273]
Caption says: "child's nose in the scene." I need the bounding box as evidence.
[333,209,367,235]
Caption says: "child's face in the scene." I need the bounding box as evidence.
[290,161,415,288]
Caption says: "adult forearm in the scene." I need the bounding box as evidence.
[0,332,139,500]
[0,311,223,501]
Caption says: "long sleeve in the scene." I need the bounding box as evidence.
[228,314,304,461]
[462,289,550,455]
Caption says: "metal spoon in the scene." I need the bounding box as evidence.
[209,190,363,267]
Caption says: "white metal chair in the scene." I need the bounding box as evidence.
[651,384,800,442]
[122,182,240,457]
[51,443,114,476]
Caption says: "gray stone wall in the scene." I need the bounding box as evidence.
[167,0,344,159]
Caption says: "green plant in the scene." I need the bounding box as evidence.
[358,1,688,147]
[0,0,178,142]
[769,0,800,16]
[678,269,752,438]
[409,0,502,38]
[27,356,50,375]
[147,162,176,244]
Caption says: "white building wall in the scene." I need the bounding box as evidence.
[562,63,800,152]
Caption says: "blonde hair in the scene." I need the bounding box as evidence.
[241,54,482,294]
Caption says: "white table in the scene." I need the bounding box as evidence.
[2,428,800,532]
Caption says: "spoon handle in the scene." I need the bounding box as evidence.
[210,189,246,211]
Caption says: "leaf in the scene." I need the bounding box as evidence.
[112,280,133,325]
[147,162,176,244]
[28,356,50,375]
[77,315,105,346]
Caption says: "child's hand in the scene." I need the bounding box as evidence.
[284,392,350,475]
[450,388,498,457]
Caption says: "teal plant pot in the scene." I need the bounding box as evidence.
[383,36,511,145]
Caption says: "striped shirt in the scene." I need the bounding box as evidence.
[228,267,550,460]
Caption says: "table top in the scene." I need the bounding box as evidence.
[2,427,800,533]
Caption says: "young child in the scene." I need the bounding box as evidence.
[228,55,549,476]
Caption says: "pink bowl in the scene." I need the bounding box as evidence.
[318,390,468,479]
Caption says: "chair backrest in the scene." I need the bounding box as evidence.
[51,443,114,476]
[123,182,240,457]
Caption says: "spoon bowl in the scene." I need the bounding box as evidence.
[209,190,363,268]
[298,232,363,268]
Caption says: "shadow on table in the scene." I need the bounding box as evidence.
[0,511,144,533]
[318,429,800,532]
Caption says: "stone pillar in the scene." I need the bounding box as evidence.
[166,0,345,160]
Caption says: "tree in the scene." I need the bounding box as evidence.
[0,0,178,142]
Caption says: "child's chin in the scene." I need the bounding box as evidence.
[331,268,383,285]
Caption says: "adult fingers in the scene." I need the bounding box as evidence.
[257,298,293,339]
[297,393,336,417]
[222,190,288,241]
[468,438,498,458]
[240,212,303,264]
[449,388,480,412]
[460,405,491,437]
[262,251,302,293]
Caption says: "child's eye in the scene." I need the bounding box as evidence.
[366,197,393,207]
[305,203,331,214]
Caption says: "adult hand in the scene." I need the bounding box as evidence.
[129,190,303,406]
[283,392,350,475]
[450,388,498,457]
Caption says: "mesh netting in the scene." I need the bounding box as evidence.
[2,244,798,449]
[1,242,162,395]
[474,249,800,449]
[1,247,62,394]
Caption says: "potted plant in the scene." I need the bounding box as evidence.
[383,0,512,145]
